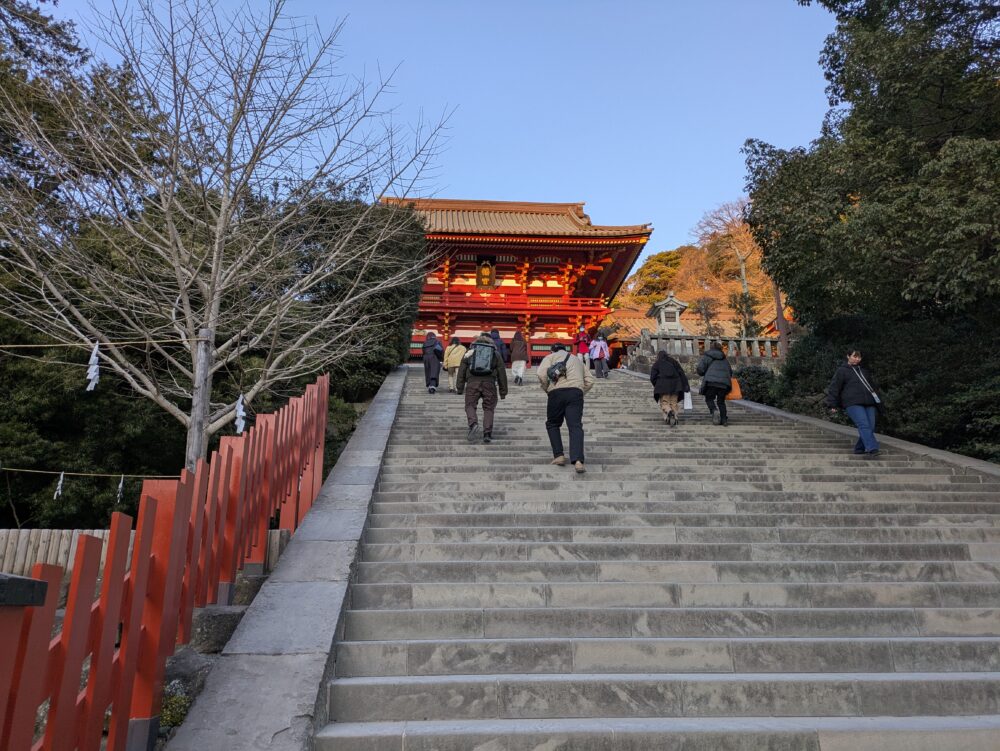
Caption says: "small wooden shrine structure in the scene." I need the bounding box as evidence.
[382,198,652,358]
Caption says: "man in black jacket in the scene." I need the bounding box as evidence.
[457,333,508,444]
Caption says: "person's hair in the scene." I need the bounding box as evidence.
[656,350,678,364]
[490,328,500,336]
[551,342,566,351]
[847,347,863,358]
[424,331,436,342]
[512,331,524,342]
[710,341,723,351]
[450,336,460,346]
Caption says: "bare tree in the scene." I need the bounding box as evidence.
[0,0,445,469]
[695,199,759,297]
[695,198,789,345]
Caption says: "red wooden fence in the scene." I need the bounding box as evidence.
[0,375,329,750]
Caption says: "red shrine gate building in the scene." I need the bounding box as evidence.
[382,198,652,359]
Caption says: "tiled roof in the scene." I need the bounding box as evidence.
[603,308,656,341]
[381,197,652,238]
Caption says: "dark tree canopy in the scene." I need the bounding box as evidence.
[743,0,1000,461]
[746,0,1000,326]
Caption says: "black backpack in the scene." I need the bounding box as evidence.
[469,342,494,377]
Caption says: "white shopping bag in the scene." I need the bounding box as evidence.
[683,392,693,411]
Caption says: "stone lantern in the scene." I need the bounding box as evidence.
[647,291,689,334]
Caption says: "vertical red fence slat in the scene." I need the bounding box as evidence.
[277,404,296,530]
[203,446,230,606]
[106,496,157,751]
[216,436,244,602]
[129,478,190,733]
[178,463,209,644]
[0,602,27,738]
[77,512,132,749]
[41,535,102,751]
[1,375,329,750]
[2,564,60,750]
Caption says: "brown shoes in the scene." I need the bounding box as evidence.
[550,455,566,466]
[574,461,586,474]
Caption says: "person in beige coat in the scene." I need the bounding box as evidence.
[443,336,467,393]
[537,342,595,473]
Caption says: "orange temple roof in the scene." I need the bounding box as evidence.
[382,197,652,239]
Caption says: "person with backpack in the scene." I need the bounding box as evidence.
[590,334,610,378]
[825,348,883,458]
[422,332,444,394]
[696,341,733,425]
[457,333,508,443]
[443,336,467,393]
[650,350,690,426]
[537,342,594,473]
[510,331,529,386]
[572,327,591,365]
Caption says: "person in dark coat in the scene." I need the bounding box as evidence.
[510,331,529,386]
[650,350,690,426]
[422,332,443,394]
[457,333,508,443]
[825,348,883,457]
[489,328,509,364]
[696,341,733,426]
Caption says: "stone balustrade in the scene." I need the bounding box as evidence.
[649,333,785,359]
[626,332,786,375]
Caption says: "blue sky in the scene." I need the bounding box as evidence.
[52,1,836,262]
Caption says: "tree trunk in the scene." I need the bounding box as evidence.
[185,328,215,471]
[771,280,790,354]
[737,253,750,296]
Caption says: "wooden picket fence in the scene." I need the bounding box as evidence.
[0,374,329,751]
[0,529,129,578]
[0,528,290,579]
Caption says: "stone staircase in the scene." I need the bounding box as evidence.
[316,367,1000,750]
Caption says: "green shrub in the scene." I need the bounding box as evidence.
[734,365,777,405]
[774,317,1000,463]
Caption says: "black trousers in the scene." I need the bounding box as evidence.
[703,384,728,419]
[546,387,585,463]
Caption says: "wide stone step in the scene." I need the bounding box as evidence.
[356,560,1000,584]
[316,715,1000,751]
[348,581,1000,610]
[364,525,1000,544]
[375,481,1000,494]
[360,541,986,563]
[343,607,1000,640]
[326,672,1000,722]
[334,637,1000,677]
[371,500,1000,516]
[369,512,1000,529]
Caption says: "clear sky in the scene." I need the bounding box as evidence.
[51,0,836,262]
